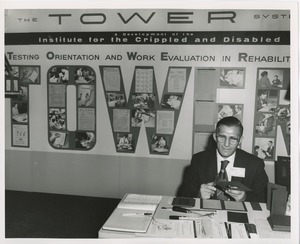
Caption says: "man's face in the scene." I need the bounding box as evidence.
[214,125,242,158]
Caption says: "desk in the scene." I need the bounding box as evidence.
[98,195,290,239]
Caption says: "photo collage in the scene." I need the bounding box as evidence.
[6,65,40,147]
[253,68,290,160]
[48,66,96,150]
[100,66,191,154]
[193,67,246,154]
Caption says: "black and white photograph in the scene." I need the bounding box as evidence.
[255,112,276,136]
[131,93,156,109]
[116,133,134,152]
[75,66,96,83]
[48,66,69,83]
[217,104,243,122]
[106,92,126,107]
[220,68,245,88]
[49,108,66,130]
[256,89,279,112]
[257,69,285,89]
[75,131,96,150]
[11,102,28,123]
[77,85,95,107]
[161,94,183,110]
[49,130,69,149]
[131,108,155,127]
[150,134,170,154]
[253,137,276,161]
[19,66,40,84]
[2,2,298,244]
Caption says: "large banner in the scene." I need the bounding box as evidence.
[4,7,294,160]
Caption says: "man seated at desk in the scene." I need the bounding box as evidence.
[179,116,269,203]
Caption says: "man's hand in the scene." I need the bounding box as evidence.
[225,189,246,202]
[199,182,216,199]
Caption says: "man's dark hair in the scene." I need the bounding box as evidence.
[216,116,244,137]
[261,71,268,77]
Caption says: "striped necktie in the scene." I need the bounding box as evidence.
[217,160,229,182]
[215,160,230,200]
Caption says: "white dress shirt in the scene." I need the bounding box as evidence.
[216,150,236,181]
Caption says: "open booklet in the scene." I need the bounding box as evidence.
[102,194,162,233]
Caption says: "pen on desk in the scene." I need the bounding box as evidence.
[169,216,202,220]
[224,222,231,239]
[162,206,216,212]
[172,206,216,215]
[122,212,152,216]
[193,221,197,238]
[172,206,191,213]
[224,222,228,237]
[169,215,214,220]
[161,207,173,210]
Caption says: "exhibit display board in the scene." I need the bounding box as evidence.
[4,5,295,161]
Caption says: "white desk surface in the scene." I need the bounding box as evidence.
[98,195,290,239]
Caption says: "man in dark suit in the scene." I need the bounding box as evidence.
[178,116,269,203]
[264,141,274,159]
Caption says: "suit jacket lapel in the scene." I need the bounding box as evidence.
[232,149,246,182]
[233,149,245,167]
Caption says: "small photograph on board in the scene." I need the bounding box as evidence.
[19,66,40,84]
[49,131,69,149]
[150,134,170,154]
[253,138,275,160]
[257,69,284,89]
[13,79,19,92]
[49,108,66,130]
[256,89,279,112]
[106,93,126,107]
[75,66,96,83]
[273,106,291,136]
[11,102,28,123]
[12,124,29,147]
[14,84,29,102]
[5,78,19,94]
[273,106,290,123]
[75,131,96,150]
[255,113,276,136]
[49,66,69,83]
[131,109,155,128]
[78,85,95,107]
[132,93,155,109]
[217,104,243,122]
[161,94,182,110]
[5,79,13,92]
[10,66,19,78]
[220,68,245,88]
[116,133,134,152]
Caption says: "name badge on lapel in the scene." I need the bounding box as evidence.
[231,167,245,178]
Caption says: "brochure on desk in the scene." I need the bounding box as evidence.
[102,194,162,233]
[137,218,257,238]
